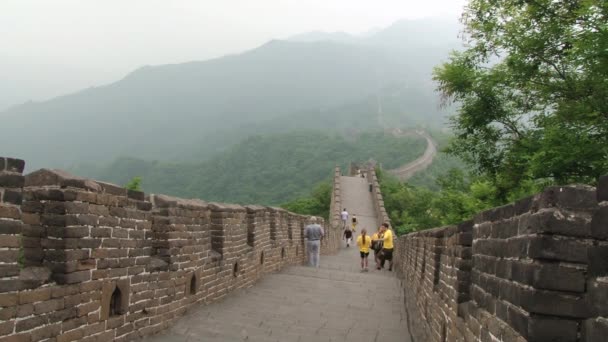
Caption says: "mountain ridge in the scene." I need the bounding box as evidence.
[1,18,462,170]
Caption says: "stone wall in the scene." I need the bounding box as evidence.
[0,158,340,342]
[395,177,608,342]
[365,167,390,227]
[329,166,342,228]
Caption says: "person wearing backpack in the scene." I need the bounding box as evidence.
[343,226,353,247]
[371,228,384,269]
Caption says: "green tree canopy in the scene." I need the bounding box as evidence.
[434,0,607,198]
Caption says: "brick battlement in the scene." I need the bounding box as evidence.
[0,158,340,342]
[395,178,608,342]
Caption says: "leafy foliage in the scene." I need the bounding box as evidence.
[83,131,427,206]
[433,0,608,199]
[125,176,143,191]
[281,182,332,219]
[378,168,500,235]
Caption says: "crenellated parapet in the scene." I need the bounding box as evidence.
[395,178,608,342]
[329,166,342,228]
[365,166,390,227]
[0,158,338,342]
[0,157,26,292]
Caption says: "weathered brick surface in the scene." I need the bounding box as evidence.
[0,160,340,342]
[395,182,608,342]
[366,167,391,227]
[0,157,26,298]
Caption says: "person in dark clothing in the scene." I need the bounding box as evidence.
[343,227,353,247]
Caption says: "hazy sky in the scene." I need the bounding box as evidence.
[0,0,467,110]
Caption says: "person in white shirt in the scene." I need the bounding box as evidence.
[340,208,349,229]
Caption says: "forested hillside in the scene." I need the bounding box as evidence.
[77,131,426,205]
[381,0,607,235]
[0,18,460,171]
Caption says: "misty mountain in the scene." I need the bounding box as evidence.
[0,18,461,170]
[74,131,427,205]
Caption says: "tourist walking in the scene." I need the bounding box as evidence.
[379,223,394,271]
[357,228,372,271]
[304,217,324,267]
[351,214,358,231]
[343,226,353,247]
[340,208,349,229]
[371,228,384,269]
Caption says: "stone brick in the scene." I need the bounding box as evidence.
[507,305,529,338]
[77,301,100,316]
[521,289,590,318]
[598,175,608,202]
[2,190,22,206]
[586,279,608,316]
[590,206,608,240]
[0,293,18,307]
[20,201,43,213]
[48,307,78,323]
[0,264,20,277]
[0,219,22,234]
[46,226,90,238]
[5,158,25,173]
[0,234,21,248]
[528,316,578,342]
[34,298,64,315]
[53,270,92,285]
[582,318,608,342]
[127,189,145,201]
[528,235,588,263]
[16,304,34,318]
[532,263,586,292]
[61,316,87,332]
[587,245,608,276]
[0,174,25,188]
[0,306,16,321]
[30,323,61,341]
[522,208,592,237]
[534,185,597,211]
[15,315,47,332]
[0,205,20,219]
[0,320,15,336]
[0,333,30,342]
[56,327,84,342]
[18,288,51,304]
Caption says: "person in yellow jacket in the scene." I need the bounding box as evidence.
[371,229,383,270]
[379,223,394,271]
[357,228,372,272]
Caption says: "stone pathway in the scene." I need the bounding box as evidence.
[143,176,410,342]
[339,175,379,234]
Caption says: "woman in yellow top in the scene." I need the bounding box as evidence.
[357,228,372,272]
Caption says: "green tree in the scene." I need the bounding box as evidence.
[125,176,143,191]
[281,182,332,219]
[434,0,608,199]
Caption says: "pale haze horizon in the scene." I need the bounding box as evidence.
[0,0,467,111]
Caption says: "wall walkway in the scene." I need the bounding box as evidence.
[144,167,408,342]
[0,157,341,342]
